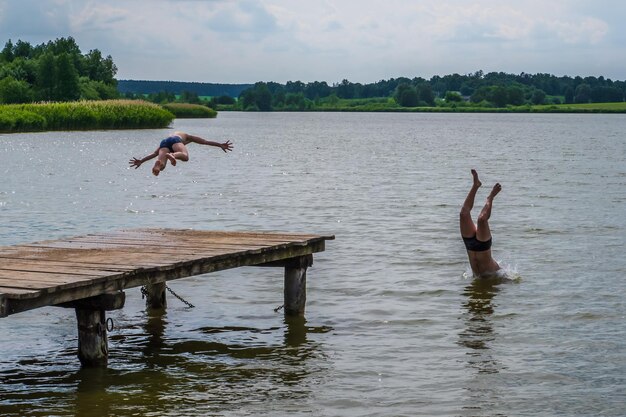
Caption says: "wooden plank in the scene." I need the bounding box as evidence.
[0,229,333,317]
[0,262,133,275]
[0,258,137,271]
[0,245,241,264]
[116,228,331,240]
[0,269,116,281]
[0,286,39,295]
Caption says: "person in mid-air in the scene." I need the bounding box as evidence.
[129,131,233,176]
[460,169,502,277]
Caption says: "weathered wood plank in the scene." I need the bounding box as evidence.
[0,258,137,271]
[0,229,333,318]
[0,286,39,295]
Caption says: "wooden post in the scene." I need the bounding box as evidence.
[284,255,312,316]
[65,292,125,367]
[144,282,167,309]
[76,308,108,367]
[0,295,6,318]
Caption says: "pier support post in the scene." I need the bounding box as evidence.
[76,309,109,367]
[284,255,312,316]
[67,292,125,367]
[144,282,167,309]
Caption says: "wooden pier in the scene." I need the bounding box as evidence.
[0,229,334,366]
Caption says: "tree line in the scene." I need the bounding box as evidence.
[0,37,118,104]
[118,80,252,98]
[3,36,625,111]
[237,71,626,111]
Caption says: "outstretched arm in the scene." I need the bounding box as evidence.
[186,134,233,152]
[129,149,159,169]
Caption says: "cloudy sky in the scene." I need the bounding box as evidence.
[1,0,625,84]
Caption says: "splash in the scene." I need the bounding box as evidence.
[461,262,522,283]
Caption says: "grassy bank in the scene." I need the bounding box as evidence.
[527,102,626,113]
[217,98,626,113]
[0,100,175,133]
[162,103,217,118]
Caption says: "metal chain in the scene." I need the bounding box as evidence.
[140,284,194,308]
[166,285,195,308]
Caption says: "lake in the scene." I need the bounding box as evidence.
[0,112,625,416]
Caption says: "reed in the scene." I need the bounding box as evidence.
[0,100,175,133]
[162,103,217,118]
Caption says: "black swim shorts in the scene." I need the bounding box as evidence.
[463,235,492,252]
[159,136,183,152]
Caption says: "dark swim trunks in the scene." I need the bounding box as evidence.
[463,235,492,252]
[159,135,182,152]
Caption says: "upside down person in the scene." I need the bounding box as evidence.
[460,169,502,277]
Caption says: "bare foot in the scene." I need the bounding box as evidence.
[166,154,177,166]
[471,169,482,188]
[488,183,502,199]
[152,160,165,176]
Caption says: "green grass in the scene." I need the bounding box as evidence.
[216,96,626,113]
[528,102,626,113]
[162,103,217,118]
[0,100,175,133]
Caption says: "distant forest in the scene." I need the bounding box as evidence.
[236,71,626,111]
[119,71,626,111]
[2,37,625,112]
[117,80,252,98]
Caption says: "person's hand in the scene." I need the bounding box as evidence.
[220,140,233,153]
[129,157,142,168]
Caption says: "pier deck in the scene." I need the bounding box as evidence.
[0,229,334,366]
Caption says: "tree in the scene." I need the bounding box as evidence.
[470,86,490,103]
[395,83,418,107]
[564,87,574,104]
[180,90,201,104]
[13,40,33,59]
[417,84,435,106]
[239,89,257,110]
[507,86,525,106]
[55,53,80,101]
[1,40,14,62]
[255,83,272,111]
[574,83,591,103]
[490,86,508,107]
[590,86,624,103]
[285,92,307,110]
[336,79,355,99]
[444,91,463,102]
[37,53,57,101]
[83,49,117,84]
[0,76,32,103]
[531,89,546,105]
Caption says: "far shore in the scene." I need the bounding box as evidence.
[216,101,626,114]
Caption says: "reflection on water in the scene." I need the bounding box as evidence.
[458,276,511,416]
[458,277,505,374]
[0,307,332,416]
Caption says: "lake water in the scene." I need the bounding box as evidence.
[0,112,625,417]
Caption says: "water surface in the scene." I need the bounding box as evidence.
[1,112,625,416]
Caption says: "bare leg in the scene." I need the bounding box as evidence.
[460,169,481,237]
[152,149,170,176]
[476,183,501,242]
[169,143,189,162]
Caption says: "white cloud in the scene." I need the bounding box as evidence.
[0,0,623,82]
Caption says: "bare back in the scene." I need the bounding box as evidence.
[466,249,500,276]
[174,131,193,145]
